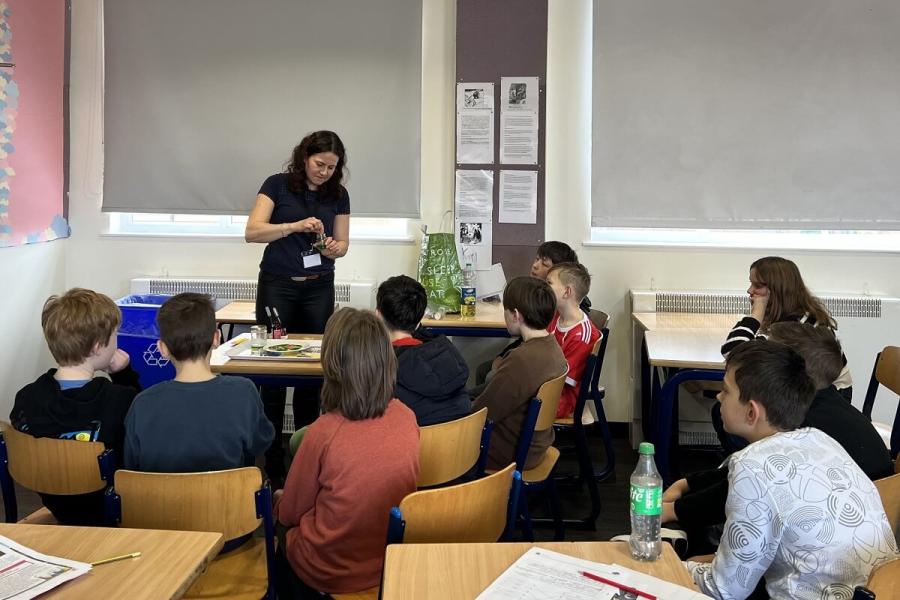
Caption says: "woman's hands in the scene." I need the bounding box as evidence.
[750,291,769,323]
[291,217,324,234]
[320,237,348,259]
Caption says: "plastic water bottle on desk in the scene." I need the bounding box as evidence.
[460,262,477,318]
[629,442,662,561]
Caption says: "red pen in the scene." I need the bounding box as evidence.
[580,570,657,600]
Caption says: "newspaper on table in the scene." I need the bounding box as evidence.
[0,535,90,599]
[476,547,711,600]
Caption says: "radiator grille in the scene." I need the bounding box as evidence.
[655,292,881,319]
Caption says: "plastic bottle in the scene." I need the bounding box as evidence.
[460,263,477,317]
[629,442,662,561]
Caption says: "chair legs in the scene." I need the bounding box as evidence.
[518,479,565,541]
[0,438,17,523]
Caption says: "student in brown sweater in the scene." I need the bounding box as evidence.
[472,276,568,471]
[274,308,420,598]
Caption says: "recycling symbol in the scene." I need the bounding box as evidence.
[142,343,170,368]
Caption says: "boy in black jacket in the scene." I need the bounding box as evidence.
[377,276,470,426]
[11,288,141,525]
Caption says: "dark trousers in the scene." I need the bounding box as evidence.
[256,271,335,483]
[275,524,332,599]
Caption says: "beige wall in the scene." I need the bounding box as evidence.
[61,0,900,422]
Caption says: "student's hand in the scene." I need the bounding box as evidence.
[662,502,678,524]
[320,237,346,259]
[663,478,689,503]
[272,489,284,518]
[291,217,324,234]
[107,349,131,374]
[688,553,715,563]
[750,289,769,322]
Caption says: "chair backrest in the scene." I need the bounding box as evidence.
[0,422,108,495]
[394,463,517,544]
[534,373,567,432]
[875,472,900,543]
[113,467,263,540]
[417,408,488,488]
[588,309,610,330]
[868,557,900,599]
[863,346,900,418]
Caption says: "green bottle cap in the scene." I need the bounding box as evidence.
[638,442,655,455]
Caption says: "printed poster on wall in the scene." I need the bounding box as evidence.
[454,169,493,270]
[499,170,537,224]
[0,0,70,247]
[456,82,494,164]
[499,76,539,165]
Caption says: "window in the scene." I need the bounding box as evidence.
[106,213,411,241]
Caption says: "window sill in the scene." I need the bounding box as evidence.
[100,232,415,243]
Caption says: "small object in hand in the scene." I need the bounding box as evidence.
[313,232,328,252]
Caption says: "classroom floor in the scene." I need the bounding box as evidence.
[11,430,722,543]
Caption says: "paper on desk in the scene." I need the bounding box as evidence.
[476,263,506,299]
[0,535,91,599]
[476,548,711,600]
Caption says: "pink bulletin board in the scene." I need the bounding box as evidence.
[0,0,69,247]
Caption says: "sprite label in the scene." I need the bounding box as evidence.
[630,485,662,516]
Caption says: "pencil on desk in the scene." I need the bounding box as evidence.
[580,570,657,600]
[91,551,141,566]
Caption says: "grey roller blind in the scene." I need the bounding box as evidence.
[103,0,421,217]
[591,0,900,230]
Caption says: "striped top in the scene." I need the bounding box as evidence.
[721,313,852,390]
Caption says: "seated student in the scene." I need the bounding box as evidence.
[475,240,589,386]
[685,341,898,599]
[546,263,601,419]
[472,276,567,471]
[124,293,274,473]
[376,275,470,426]
[10,288,141,525]
[275,308,419,598]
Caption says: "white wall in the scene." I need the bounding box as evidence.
[67,0,900,422]
[0,241,66,417]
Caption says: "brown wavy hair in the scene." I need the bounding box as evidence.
[320,308,396,420]
[750,256,835,330]
[285,130,347,199]
[42,288,121,366]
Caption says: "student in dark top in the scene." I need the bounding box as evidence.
[124,293,274,473]
[10,288,141,525]
[376,275,470,426]
[662,323,892,551]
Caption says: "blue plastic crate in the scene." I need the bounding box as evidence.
[116,294,175,389]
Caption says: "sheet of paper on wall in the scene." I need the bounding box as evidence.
[499,170,537,224]
[456,218,492,272]
[456,82,495,164]
[499,76,539,164]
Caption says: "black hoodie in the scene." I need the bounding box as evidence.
[394,331,471,427]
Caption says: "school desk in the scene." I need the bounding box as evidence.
[0,523,223,599]
[210,333,323,387]
[633,312,742,482]
[215,300,510,339]
[380,541,697,599]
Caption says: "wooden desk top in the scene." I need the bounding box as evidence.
[0,523,223,599]
[380,541,696,599]
[633,312,743,331]
[211,334,324,376]
[420,301,507,330]
[216,300,508,332]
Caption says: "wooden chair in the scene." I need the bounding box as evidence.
[550,327,615,531]
[388,463,520,544]
[0,421,116,524]
[863,347,900,458]
[505,373,567,541]
[868,558,900,600]
[417,408,490,488]
[875,473,900,544]
[107,467,275,600]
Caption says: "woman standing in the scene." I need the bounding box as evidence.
[245,130,350,484]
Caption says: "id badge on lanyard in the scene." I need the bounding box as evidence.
[302,249,322,269]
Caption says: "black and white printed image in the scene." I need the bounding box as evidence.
[508,83,527,105]
[464,88,485,108]
[459,222,483,245]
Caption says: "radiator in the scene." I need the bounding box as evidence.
[129,277,377,310]
[631,289,900,442]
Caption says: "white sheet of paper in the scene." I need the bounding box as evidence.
[500,76,539,165]
[476,263,507,299]
[457,82,495,164]
[455,170,494,220]
[499,170,537,224]
[456,219,492,272]
[0,535,91,600]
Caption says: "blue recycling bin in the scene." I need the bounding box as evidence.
[116,294,175,389]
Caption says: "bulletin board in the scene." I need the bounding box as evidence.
[0,0,69,248]
[455,0,547,277]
